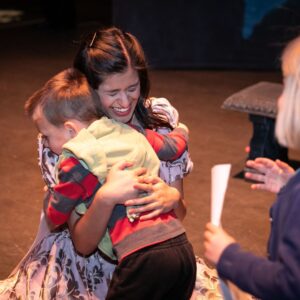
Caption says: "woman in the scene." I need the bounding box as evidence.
[71,27,221,299]
[0,27,195,299]
[69,27,191,255]
[204,35,300,299]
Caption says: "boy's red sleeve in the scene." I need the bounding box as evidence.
[47,156,100,226]
[144,128,187,161]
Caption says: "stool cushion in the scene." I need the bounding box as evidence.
[221,81,283,118]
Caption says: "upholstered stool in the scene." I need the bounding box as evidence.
[222,81,288,162]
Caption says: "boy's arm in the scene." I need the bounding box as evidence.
[143,123,189,161]
[68,160,143,255]
[46,156,100,227]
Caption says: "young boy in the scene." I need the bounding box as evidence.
[25,68,196,299]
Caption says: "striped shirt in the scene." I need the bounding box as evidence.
[47,117,187,226]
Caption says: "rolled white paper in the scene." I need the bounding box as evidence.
[211,164,231,227]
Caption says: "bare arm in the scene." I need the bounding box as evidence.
[124,176,186,221]
[170,178,187,220]
[68,161,147,255]
[68,188,115,255]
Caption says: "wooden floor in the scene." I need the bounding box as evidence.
[1,21,296,278]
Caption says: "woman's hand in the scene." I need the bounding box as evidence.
[69,161,148,255]
[204,222,235,266]
[95,160,148,205]
[245,158,294,193]
[124,175,181,221]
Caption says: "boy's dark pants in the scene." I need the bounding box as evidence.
[106,233,196,300]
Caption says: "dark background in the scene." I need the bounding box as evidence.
[1,0,300,69]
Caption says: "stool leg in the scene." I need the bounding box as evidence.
[248,114,288,162]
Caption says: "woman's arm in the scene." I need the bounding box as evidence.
[170,178,187,220]
[124,176,187,221]
[135,147,192,221]
[68,188,115,255]
[124,97,192,221]
[68,161,147,255]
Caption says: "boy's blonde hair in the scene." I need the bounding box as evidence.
[25,68,103,126]
[276,36,300,149]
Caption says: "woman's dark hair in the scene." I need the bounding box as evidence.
[73,26,171,129]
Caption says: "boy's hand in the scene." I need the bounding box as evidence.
[204,222,235,265]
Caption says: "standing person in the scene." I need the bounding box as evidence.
[204,35,300,300]
[0,27,198,299]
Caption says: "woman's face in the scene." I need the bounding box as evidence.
[97,66,140,124]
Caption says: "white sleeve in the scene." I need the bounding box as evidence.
[149,97,193,184]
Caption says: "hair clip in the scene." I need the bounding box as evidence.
[89,32,97,48]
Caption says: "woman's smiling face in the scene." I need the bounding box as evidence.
[96,66,141,124]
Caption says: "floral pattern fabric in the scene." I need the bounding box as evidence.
[0,228,115,300]
[0,136,115,300]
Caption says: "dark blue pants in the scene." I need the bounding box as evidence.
[248,114,288,162]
